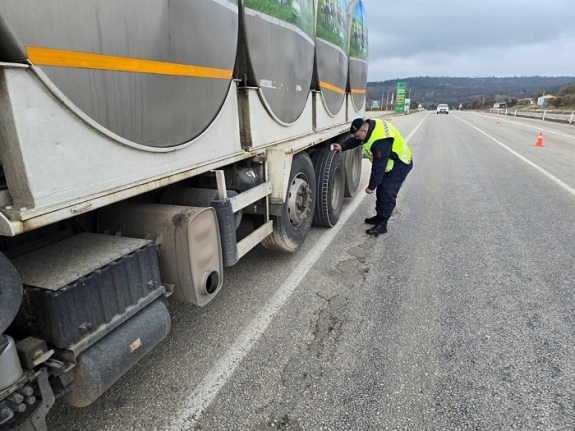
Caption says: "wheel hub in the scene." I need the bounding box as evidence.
[287,176,312,228]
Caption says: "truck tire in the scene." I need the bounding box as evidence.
[0,252,22,334]
[343,145,363,197]
[312,149,345,227]
[260,152,316,252]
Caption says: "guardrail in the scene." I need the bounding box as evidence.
[488,108,574,124]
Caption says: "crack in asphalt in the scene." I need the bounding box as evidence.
[259,237,378,429]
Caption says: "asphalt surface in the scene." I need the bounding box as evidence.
[46,112,575,430]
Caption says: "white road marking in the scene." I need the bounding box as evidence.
[168,116,428,430]
[454,115,575,198]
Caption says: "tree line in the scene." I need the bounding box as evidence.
[366,76,575,110]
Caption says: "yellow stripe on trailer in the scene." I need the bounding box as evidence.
[25,47,233,80]
[319,81,345,95]
[350,88,365,94]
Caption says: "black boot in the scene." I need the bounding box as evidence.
[366,219,388,235]
[364,214,383,225]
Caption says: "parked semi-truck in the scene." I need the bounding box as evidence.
[0,0,368,429]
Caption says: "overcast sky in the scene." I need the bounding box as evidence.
[360,0,575,82]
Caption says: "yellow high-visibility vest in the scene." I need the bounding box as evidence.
[362,119,412,171]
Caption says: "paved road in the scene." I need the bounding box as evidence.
[47,112,575,430]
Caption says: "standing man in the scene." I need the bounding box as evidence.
[332,118,413,235]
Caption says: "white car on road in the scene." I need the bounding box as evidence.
[437,104,449,114]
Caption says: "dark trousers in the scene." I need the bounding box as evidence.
[375,160,413,219]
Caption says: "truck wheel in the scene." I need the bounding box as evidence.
[343,145,363,197]
[312,149,345,227]
[0,252,22,334]
[261,152,316,252]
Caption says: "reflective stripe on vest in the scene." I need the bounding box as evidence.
[362,119,412,172]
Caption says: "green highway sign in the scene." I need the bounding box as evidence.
[395,82,407,114]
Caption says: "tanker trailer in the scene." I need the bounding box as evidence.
[0,0,367,428]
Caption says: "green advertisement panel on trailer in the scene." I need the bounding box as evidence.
[315,0,348,114]
[317,0,347,50]
[349,2,367,60]
[244,0,314,36]
[347,0,368,111]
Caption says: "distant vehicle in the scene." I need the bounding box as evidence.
[437,104,449,114]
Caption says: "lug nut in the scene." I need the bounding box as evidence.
[20,386,34,397]
[8,394,24,404]
[10,403,26,413]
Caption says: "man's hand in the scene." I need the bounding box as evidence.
[365,187,374,194]
[331,143,342,152]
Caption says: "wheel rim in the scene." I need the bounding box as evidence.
[287,175,312,229]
